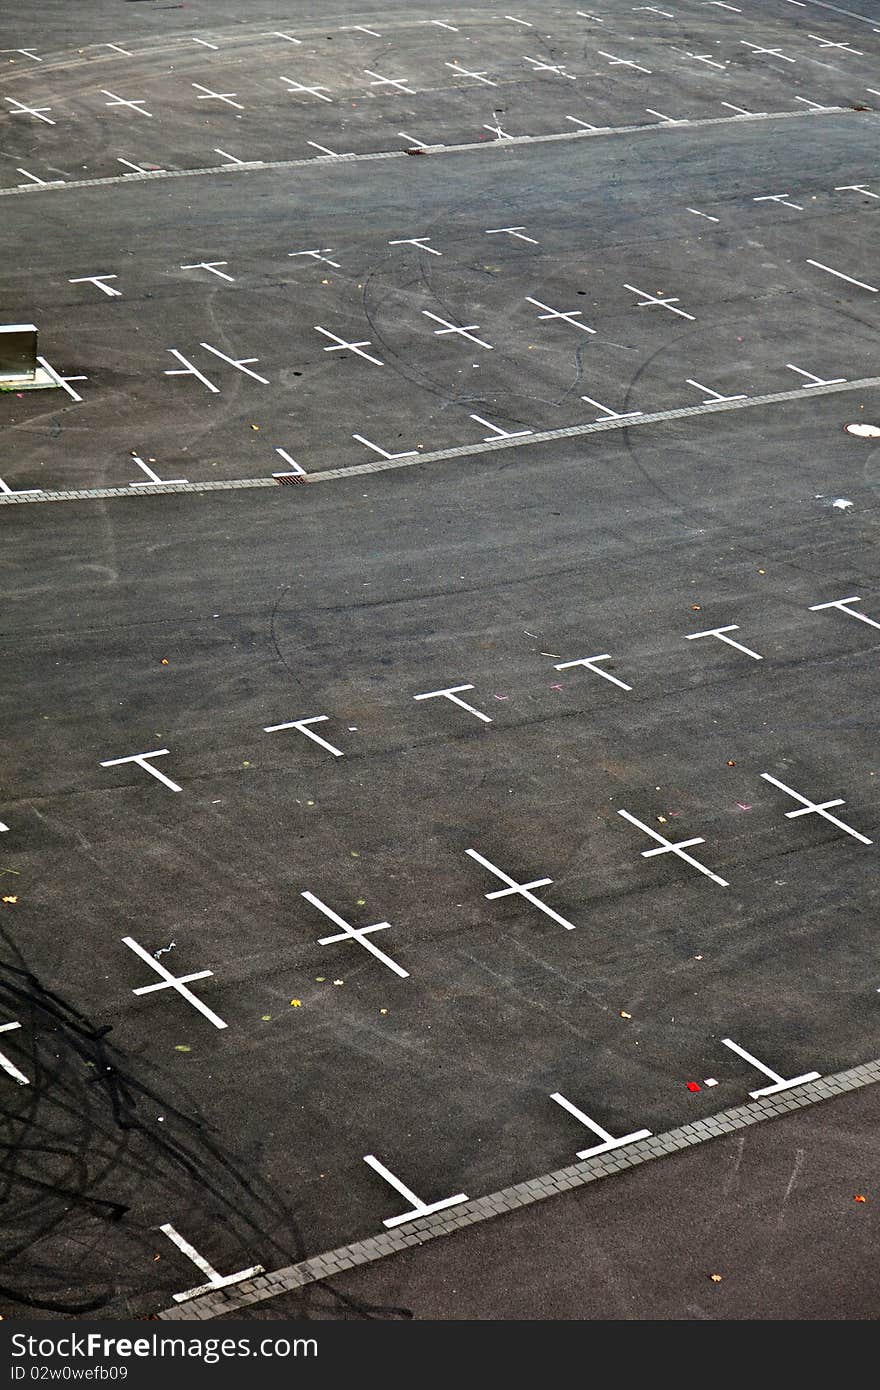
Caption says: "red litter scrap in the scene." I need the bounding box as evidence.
[687,1081,701,1093]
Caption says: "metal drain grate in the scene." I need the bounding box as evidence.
[274,473,308,485]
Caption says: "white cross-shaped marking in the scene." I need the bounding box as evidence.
[685,624,762,659]
[34,357,88,401]
[809,595,880,631]
[754,193,803,210]
[352,434,418,460]
[198,346,268,386]
[470,414,532,441]
[835,183,880,200]
[466,848,577,930]
[554,655,632,691]
[523,56,576,79]
[760,773,872,845]
[785,363,846,387]
[302,892,409,978]
[580,395,643,421]
[315,326,383,366]
[422,311,493,349]
[4,96,55,124]
[164,349,220,393]
[101,749,182,791]
[263,715,343,757]
[289,248,341,268]
[740,41,795,62]
[101,89,153,116]
[191,82,244,110]
[69,274,122,298]
[551,1092,651,1157]
[807,34,862,54]
[0,1022,29,1086]
[598,51,652,72]
[365,69,415,93]
[181,260,234,281]
[279,76,332,102]
[687,52,727,69]
[526,296,596,332]
[445,60,497,85]
[618,809,729,887]
[486,226,538,244]
[389,236,442,255]
[161,1224,263,1304]
[363,1155,468,1228]
[123,936,227,1028]
[686,378,747,402]
[413,684,491,722]
[722,1038,821,1098]
[624,283,695,320]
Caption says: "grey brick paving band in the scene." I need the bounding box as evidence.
[156,1055,880,1320]
[3,375,878,509]
[0,107,849,199]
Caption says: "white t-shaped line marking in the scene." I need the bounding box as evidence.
[685,624,763,659]
[264,715,343,757]
[722,1038,820,1098]
[413,684,492,722]
[100,749,182,791]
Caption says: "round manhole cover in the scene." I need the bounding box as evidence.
[844,422,880,437]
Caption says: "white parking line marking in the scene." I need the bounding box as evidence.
[413,684,491,722]
[0,1022,29,1086]
[618,809,729,887]
[722,1038,821,1098]
[554,655,632,691]
[809,595,880,631]
[466,848,577,931]
[164,350,220,393]
[303,893,409,978]
[686,624,763,659]
[760,772,873,844]
[525,296,595,332]
[806,259,878,291]
[363,1154,467,1228]
[264,715,343,757]
[625,283,695,320]
[124,937,228,1030]
[4,96,55,124]
[191,82,243,110]
[551,1092,651,1157]
[315,326,383,365]
[101,89,152,117]
[181,260,234,281]
[69,274,121,298]
[101,749,182,791]
[422,311,493,349]
[161,1225,263,1303]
